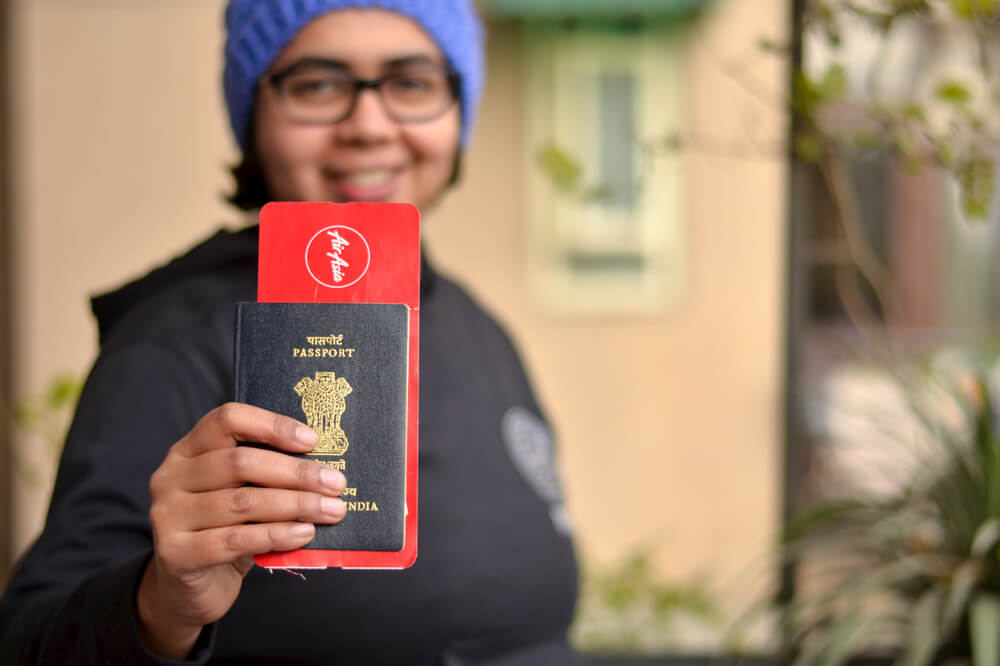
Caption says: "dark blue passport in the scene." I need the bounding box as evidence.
[234,302,408,552]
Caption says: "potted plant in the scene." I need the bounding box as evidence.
[779,352,1000,666]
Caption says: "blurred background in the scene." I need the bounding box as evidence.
[1,0,998,659]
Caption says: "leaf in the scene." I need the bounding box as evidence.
[899,587,945,666]
[935,80,972,106]
[817,610,898,666]
[892,128,922,172]
[943,560,982,632]
[955,151,995,221]
[935,140,958,170]
[852,131,882,151]
[901,103,927,122]
[948,0,1000,18]
[537,144,582,194]
[816,2,843,47]
[783,497,870,541]
[792,65,846,117]
[581,185,614,202]
[795,133,824,163]
[793,72,822,116]
[971,519,1000,558]
[12,402,39,429]
[757,37,787,54]
[970,593,1000,666]
[46,375,81,409]
[661,132,683,151]
[819,64,848,100]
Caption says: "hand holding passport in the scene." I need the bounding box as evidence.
[138,403,345,660]
[137,203,419,658]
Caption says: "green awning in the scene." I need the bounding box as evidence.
[483,0,710,21]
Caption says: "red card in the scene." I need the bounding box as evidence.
[253,202,419,570]
[258,202,420,306]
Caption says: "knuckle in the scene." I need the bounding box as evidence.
[295,459,316,485]
[149,452,179,495]
[150,523,182,567]
[221,526,246,554]
[156,541,180,568]
[270,412,288,441]
[148,502,169,528]
[228,487,257,515]
[148,468,165,496]
[229,447,257,477]
[299,492,317,517]
[216,402,241,427]
[266,524,291,548]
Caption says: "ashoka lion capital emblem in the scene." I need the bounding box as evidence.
[294,371,353,455]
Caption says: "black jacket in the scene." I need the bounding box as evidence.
[0,226,580,665]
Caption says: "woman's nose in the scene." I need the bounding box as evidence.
[335,87,396,143]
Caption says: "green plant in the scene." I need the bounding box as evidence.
[797,0,999,218]
[779,353,1000,666]
[788,0,1000,338]
[10,373,82,486]
[570,549,726,654]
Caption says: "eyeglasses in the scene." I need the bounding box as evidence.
[261,61,460,126]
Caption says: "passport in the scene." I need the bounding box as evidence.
[234,302,408,552]
[237,202,420,570]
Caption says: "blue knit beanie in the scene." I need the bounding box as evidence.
[223,0,484,150]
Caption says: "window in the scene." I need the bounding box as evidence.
[521,25,687,315]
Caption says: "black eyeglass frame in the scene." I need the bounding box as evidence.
[260,62,462,125]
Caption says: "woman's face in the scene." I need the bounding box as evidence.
[254,9,461,211]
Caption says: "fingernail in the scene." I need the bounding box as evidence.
[320,468,346,493]
[322,497,346,517]
[291,523,314,537]
[295,426,317,447]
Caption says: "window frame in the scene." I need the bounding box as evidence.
[520,23,687,316]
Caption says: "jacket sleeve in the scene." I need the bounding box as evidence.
[0,342,223,665]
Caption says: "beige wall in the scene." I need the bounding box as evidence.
[10,0,787,612]
[433,0,788,600]
[10,0,236,551]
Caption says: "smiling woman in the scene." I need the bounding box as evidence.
[0,2,581,665]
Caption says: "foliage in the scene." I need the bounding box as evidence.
[571,549,727,654]
[798,0,1000,221]
[10,373,82,486]
[780,353,1000,666]
[536,143,617,203]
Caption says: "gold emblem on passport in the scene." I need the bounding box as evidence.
[294,371,353,456]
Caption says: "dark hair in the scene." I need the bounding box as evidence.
[225,121,273,211]
[224,119,465,212]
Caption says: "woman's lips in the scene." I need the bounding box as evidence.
[328,168,402,201]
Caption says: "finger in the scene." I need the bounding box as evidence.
[231,555,255,579]
[181,446,346,496]
[176,522,318,569]
[180,487,346,531]
[175,403,317,457]
[232,555,253,578]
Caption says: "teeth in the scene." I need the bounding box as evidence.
[343,170,393,187]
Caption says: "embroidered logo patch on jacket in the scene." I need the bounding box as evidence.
[501,406,572,536]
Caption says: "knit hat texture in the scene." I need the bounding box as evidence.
[224,0,484,149]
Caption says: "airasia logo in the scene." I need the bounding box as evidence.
[304,225,371,289]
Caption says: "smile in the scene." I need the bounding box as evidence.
[342,169,395,187]
[327,168,403,202]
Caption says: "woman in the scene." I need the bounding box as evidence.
[0,2,580,664]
